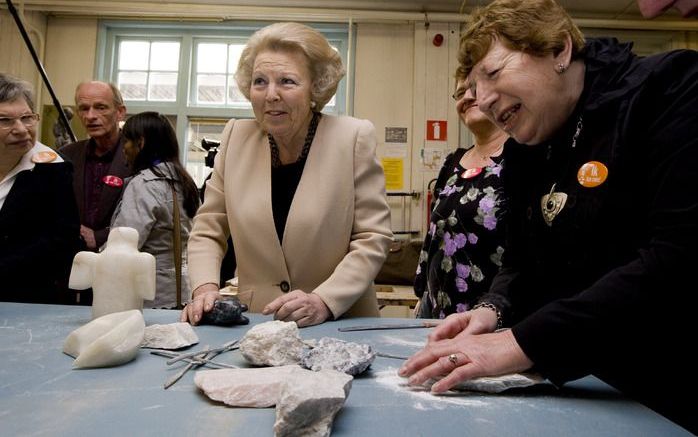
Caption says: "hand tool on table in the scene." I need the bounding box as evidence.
[166,339,239,365]
[338,321,441,332]
[376,352,409,360]
[150,350,237,369]
[163,339,240,389]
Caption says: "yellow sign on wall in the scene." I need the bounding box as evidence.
[381,157,404,191]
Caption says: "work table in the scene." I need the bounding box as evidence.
[0,302,690,436]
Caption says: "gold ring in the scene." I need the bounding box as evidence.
[448,353,458,365]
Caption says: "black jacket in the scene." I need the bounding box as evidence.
[59,136,131,249]
[0,161,81,303]
[492,38,698,431]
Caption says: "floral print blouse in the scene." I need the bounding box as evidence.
[415,148,506,319]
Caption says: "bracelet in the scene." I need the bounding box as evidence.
[472,302,503,329]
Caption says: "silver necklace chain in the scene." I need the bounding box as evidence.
[571,116,583,148]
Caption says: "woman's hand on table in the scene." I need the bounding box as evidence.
[398,329,533,393]
[427,307,499,344]
[262,290,331,328]
[180,283,220,325]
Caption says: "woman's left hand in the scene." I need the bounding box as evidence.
[262,289,331,327]
[398,329,534,393]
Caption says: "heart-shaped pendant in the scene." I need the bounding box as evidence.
[540,183,567,226]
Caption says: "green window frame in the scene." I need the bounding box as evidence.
[96,20,351,185]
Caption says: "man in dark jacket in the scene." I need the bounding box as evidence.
[59,81,131,252]
[59,81,132,304]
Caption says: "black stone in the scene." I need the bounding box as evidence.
[201,298,250,326]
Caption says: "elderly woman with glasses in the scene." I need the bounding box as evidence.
[0,73,80,303]
[415,72,508,320]
[399,0,698,431]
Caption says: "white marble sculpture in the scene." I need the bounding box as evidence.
[69,227,156,319]
[63,309,145,368]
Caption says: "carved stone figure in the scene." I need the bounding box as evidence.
[63,309,145,368]
[69,227,156,319]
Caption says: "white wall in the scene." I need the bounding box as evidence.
[3,10,695,240]
[1,9,47,134]
[43,16,99,105]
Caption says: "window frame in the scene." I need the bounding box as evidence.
[97,20,352,174]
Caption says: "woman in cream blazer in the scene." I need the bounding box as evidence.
[182,22,392,327]
[187,115,392,322]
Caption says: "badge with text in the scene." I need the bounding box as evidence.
[461,167,483,179]
[102,175,124,188]
[31,151,58,163]
[577,161,608,188]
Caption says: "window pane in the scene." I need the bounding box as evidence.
[186,120,226,186]
[197,74,225,104]
[119,40,150,70]
[197,43,227,73]
[228,44,244,73]
[148,72,177,101]
[150,42,180,71]
[118,72,147,100]
[227,74,247,103]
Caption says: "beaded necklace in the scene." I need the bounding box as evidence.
[268,112,321,169]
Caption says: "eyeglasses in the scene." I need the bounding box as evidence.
[452,89,467,101]
[0,113,40,130]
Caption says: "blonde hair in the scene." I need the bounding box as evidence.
[459,0,585,78]
[234,22,345,111]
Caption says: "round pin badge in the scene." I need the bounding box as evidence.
[577,161,608,188]
[102,175,124,188]
[31,151,58,164]
[461,167,483,179]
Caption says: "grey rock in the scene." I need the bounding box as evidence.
[141,322,199,349]
[239,320,305,366]
[441,372,546,393]
[194,365,300,407]
[274,367,353,437]
[300,337,375,375]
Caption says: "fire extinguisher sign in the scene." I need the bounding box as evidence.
[426,120,447,141]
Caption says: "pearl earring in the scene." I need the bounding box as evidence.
[310,101,317,109]
[556,63,567,74]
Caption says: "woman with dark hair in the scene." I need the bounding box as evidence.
[111,111,200,308]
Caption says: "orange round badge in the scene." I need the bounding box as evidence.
[577,161,608,188]
[31,151,58,163]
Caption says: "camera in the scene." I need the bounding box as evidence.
[201,138,221,168]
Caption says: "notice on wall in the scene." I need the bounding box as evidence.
[421,148,447,171]
[385,127,408,143]
[381,157,404,191]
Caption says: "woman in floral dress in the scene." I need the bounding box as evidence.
[415,74,509,319]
